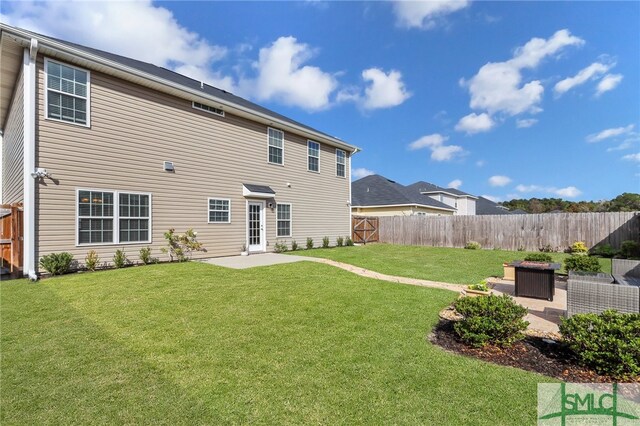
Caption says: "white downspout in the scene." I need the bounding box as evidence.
[23,39,38,280]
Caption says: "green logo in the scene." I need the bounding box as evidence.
[538,383,640,425]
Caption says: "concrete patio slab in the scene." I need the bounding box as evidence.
[199,253,311,269]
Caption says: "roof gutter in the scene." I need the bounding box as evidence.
[2,24,359,154]
[351,203,456,212]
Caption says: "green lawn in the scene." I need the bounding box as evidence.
[2,261,549,424]
[293,244,612,284]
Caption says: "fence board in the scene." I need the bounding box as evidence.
[374,212,639,251]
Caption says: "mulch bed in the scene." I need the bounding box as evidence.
[430,319,640,383]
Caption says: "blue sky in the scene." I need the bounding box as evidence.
[3,1,639,201]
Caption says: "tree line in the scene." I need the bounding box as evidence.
[501,192,640,213]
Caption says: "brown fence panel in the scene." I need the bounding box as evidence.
[352,216,379,244]
[376,212,639,251]
[1,203,23,277]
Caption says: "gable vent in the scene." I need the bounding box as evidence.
[193,101,225,117]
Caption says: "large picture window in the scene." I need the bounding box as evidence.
[46,59,89,126]
[336,149,346,177]
[308,141,320,172]
[77,190,151,245]
[208,198,231,223]
[268,128,284,165]
[276,204,292,237]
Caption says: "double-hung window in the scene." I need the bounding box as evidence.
[268,128,284,165]
[77,190,151,245]
[208,198,231,223]
[308,141,320,172]
[336,149,346,178]
[276,204,292,237]
[46,59,89,126]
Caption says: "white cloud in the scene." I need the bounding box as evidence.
[596,74,623,96]
[392,0,470,30]
[407,133,466,162]
[1,0,234,90]
[462,29,584,119]
[586,124,635,143]
[455,112,495,134]
[476,160,486,167]
[606,140,634,152]
[481,195,502,202]
[448,179,463,189]
[361,68,411,110]
[240,36,338,111]
[622,153,640,163]
[488,175,512,187]
[516,184,582,198]
[516,118,538,128]
[553,62,613,95]
[352,167,375,179]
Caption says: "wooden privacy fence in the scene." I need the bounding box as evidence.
[352,216,379,244]
[375,212,639,251]
[1,203,23,276]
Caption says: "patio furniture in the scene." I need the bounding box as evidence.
[511,261,561,301]
[566,259,640,316]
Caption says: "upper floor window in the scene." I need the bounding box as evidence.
[46,59,89,126]
[308,141,320,172]
[336,149,346,177]
[268,128,284,165]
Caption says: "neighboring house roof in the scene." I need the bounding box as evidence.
[476,197,514,215]
[0,23,357,153]
[351,175,455,211]
[510,209,528,215]
[406,181,478,199]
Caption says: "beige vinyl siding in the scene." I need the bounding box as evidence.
[2,70,24,204]
[352,206,454,217]
[35,55,351,265]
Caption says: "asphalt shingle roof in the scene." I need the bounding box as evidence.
[243,184,275,194]
[406,181,475,197]
[351,175,454,210]
[476,197,513,215]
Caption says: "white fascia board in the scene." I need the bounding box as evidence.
[352,203,456,212]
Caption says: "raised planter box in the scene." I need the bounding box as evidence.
[502,263,515,281]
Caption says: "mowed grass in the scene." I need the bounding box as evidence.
[2,261,549,425]
[293,243,612,284]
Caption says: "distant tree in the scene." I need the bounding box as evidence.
[500,193,639,213]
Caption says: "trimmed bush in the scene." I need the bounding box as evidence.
[85,250,99,272]
[336,236,344,247]
[570,241,588,255]
[620,240,640,259]
[524,253,553,263]
[291,240,298,251]
[345,237,354,247]
[464,241,481,250]
[322,236,330,248]
[306,238,314,250]
[564,254,602,273]
[113,249,128,269]
[40,252,74,276]
[560,310,640,380]
[453,294,529,347]
[591,243,617,258]
[139,247,154,265]
[273,242,288,253]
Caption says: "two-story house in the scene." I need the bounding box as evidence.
[0,24,358,278]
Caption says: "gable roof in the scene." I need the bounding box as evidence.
[0,23,357,153]
[476,197,514,215]
[351,175,455,211]
[406,181,478,199]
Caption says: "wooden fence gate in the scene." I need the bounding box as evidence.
[1,203,23,277]
[352,216,379,244]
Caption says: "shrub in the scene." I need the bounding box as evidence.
[40,252,74,276]
[560,310,640,380]
[590,243,617,258]
[336,236,344,247]
[570,241,588,255]
[273,242,288,253]
[345,237,354,247]
[524,253,553,263]
[306,237,314,250]
[139,247,156,265]
[539,244,555,253]
[113,248,128,269]
[464,241,481,250]
[468,280,489,292]
[620,240,640,259]
[564,254,602,273]
[291,240,298,251]
[322,236,330,248]
[161,228,206,261]
[453,294,529,347]
[85,250,99,271]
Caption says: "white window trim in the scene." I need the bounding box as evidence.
[44,58,91,128]
[267,127,285,166]
[75,188,152,247]
[336,148,346,178]
[192,101,225,117]
[276,203,292,238]
[207,197,231,224]
[307,140,320,173]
